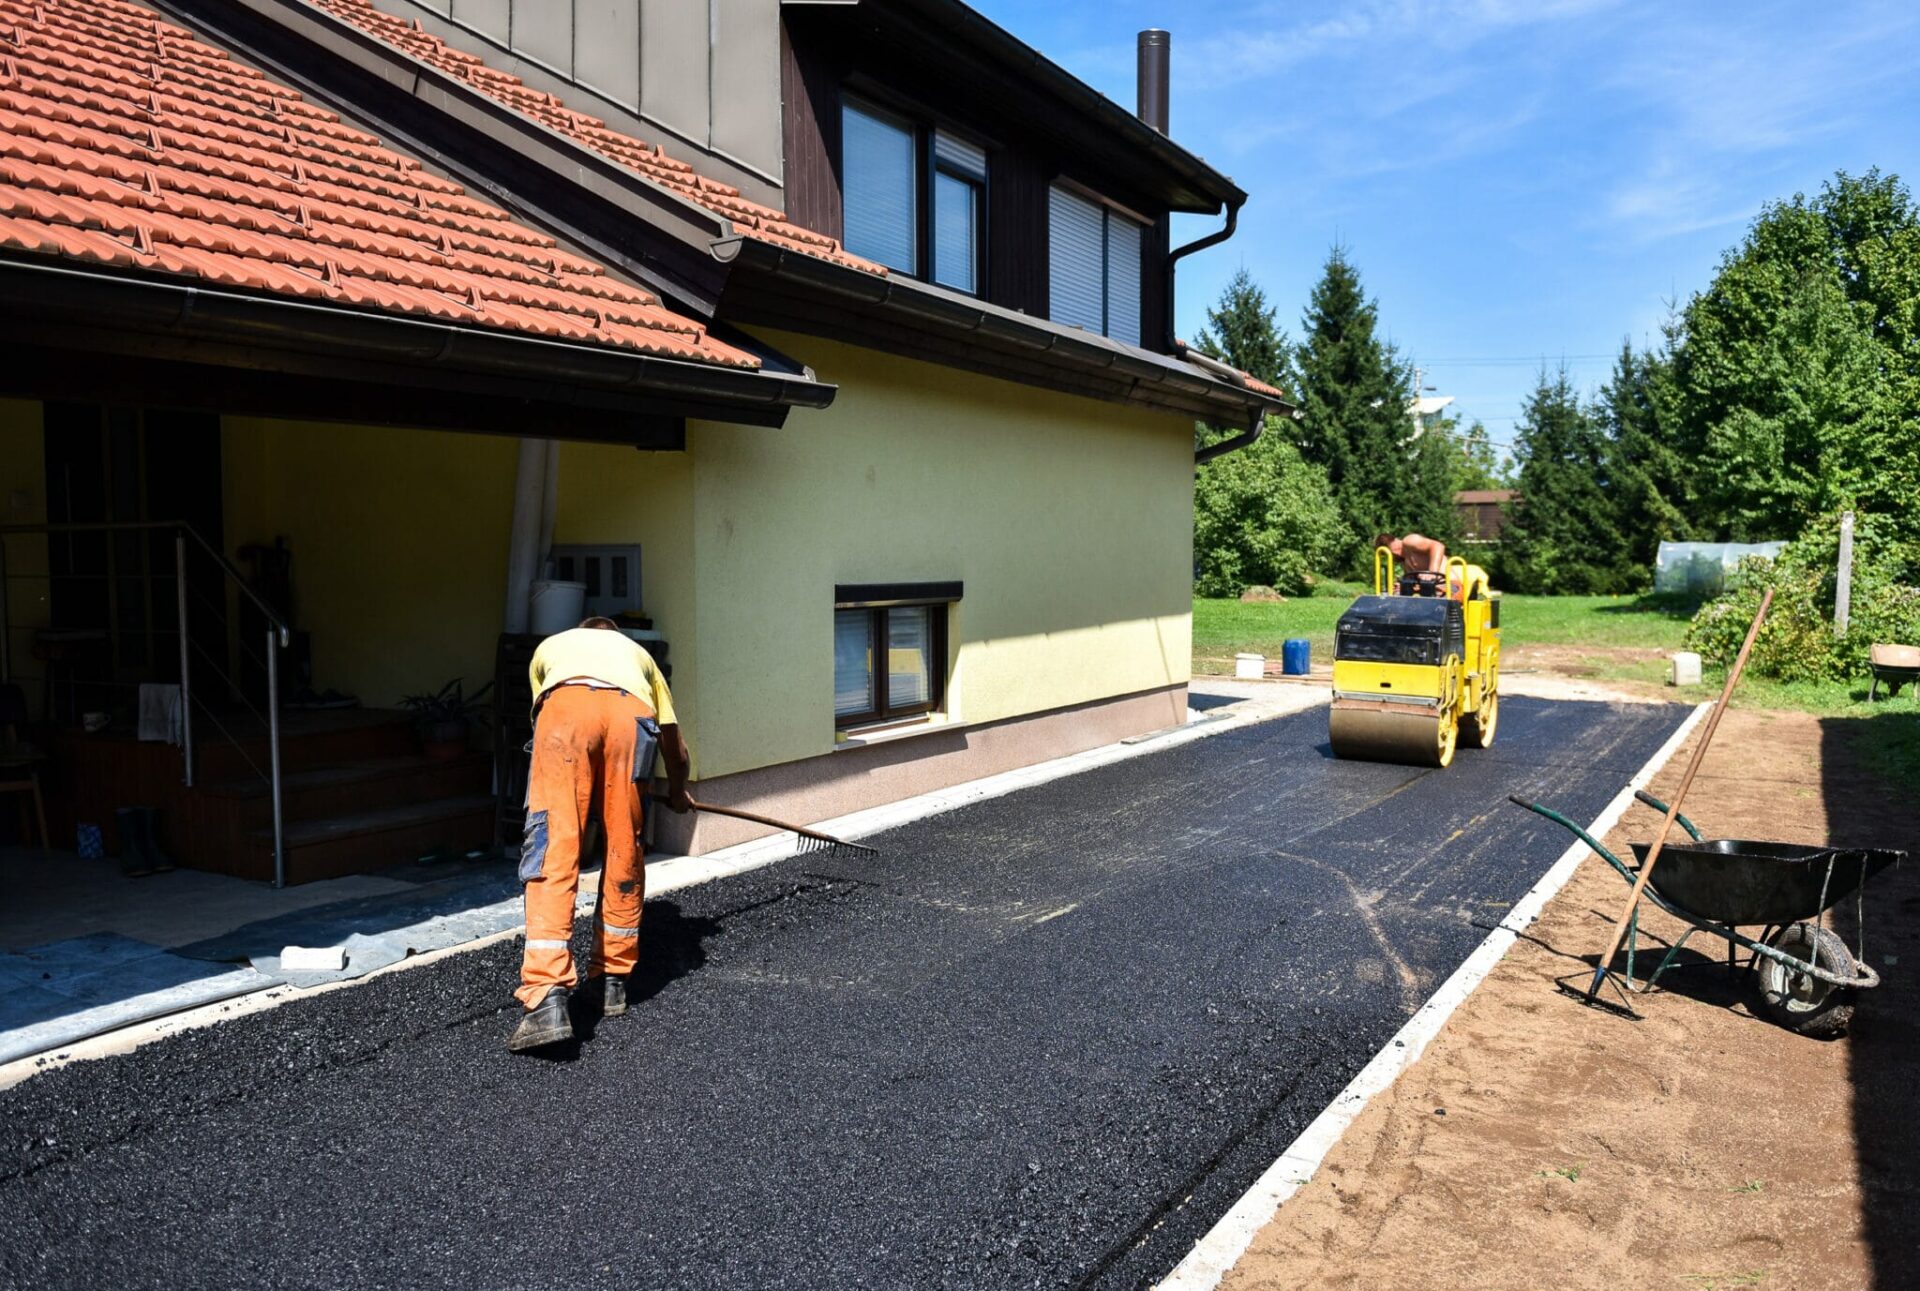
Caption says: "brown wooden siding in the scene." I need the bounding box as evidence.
[780,21,843,242]
[987,147,1049,318]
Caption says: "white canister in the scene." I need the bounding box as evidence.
[529,579,588,635]
[1669,651,1703,686]
[1235,653,1266,680]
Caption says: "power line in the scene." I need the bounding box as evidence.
[1415,354,1617,365]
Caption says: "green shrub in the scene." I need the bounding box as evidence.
[1685,513,1920,680]
[1193,423,1345,598]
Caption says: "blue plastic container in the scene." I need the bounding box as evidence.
[1282,638,1311,676]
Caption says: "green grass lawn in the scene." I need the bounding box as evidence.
[1192,589,1696,664]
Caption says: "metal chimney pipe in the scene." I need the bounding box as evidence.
[1137,29,1169,134]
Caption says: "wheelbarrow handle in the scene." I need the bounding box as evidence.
[1631,789,1702,842]
[1506,794,1636,882]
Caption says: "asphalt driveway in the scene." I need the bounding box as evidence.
[0,695,1687,1290]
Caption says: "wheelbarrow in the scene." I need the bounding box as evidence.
[1509,790,1901,1036]
[1868,643,1920,702]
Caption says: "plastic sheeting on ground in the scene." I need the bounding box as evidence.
[0,934,265,1066]
[0,864,574,1066]
[174,865,528,987]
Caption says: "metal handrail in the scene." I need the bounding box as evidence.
[0,519,290,886]
[0,521,292,642]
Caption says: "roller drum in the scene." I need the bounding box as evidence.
[1329,701,1455,768]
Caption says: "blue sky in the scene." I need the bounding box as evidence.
[969,0,1920,453]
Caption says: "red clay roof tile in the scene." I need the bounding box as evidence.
[0,0,760,369]
[307,0,886,278]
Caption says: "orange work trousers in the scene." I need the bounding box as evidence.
[517,684,657,1010]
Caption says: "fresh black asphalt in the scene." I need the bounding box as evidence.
[0,696,1687,1290]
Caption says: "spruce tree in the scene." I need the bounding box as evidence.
[1596,338,1690,576]
[1502,368,1633,593]
[1191,270,1341,595]
[1192,267,1290,388]
[1293,247,1422,567]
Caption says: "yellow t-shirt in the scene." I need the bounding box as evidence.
[528,628,677,724]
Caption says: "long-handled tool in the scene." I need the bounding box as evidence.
[652,794,879,859]
[1583,587,1773,1003]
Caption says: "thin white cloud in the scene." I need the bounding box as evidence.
[1595,1,1920,242]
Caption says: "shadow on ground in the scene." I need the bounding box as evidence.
[1823,712,1920,1289]
[545,898,721,1058]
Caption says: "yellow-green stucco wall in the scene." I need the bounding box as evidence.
[23,339,1193,777]
[218,421,692,711]
[681,332,1195,779]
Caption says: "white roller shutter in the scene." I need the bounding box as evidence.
[843,102,918,273]
[1105,214,1143,346]
[1048,185,1104,333]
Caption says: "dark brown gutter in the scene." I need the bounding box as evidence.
[0,256,836,426]
[716,235,1287,428]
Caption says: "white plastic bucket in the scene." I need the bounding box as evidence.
[529,579,587,635]
[1235,653,1266,680]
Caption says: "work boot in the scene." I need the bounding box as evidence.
[115,807,155,878]
[586,973,628,1019]
[136,807,176,874]
[508,986,573,1052]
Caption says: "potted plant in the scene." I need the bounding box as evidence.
[401,678,493,760]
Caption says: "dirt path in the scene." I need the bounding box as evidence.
[1220,707,1919,1291]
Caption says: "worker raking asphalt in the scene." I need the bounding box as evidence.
[0,696,1686,1290]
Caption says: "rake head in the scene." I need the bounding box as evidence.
[794,832,880,860]
[1554,970,1643,1021]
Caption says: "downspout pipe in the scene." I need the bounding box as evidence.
[503,439,548,635]
[1163,193,1242,353]
[1193,407,1265,466]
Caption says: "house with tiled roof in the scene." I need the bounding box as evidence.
[0,0,1286,878]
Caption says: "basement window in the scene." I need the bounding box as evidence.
[833,583,960,730]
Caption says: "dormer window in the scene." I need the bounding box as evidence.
[1048,184,1143,346]
[841,96,987,294]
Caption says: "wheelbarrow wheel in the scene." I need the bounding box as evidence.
[1757,923,1856,1038]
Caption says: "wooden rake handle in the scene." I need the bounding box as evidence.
[650,793,874,853]
[1587,587,1773,999]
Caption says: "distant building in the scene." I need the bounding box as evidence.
[1408,394,1456,439]
[1455,490,1519,543]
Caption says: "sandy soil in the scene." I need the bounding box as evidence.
[1221,707,1920,1291]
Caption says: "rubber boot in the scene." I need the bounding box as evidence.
[508,985,573,1052]
[115,807,155,878]
[137,807,176,874]
[587,974,628,1019]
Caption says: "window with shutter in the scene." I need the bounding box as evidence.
[932,131,986,294]
[842,100,917,273]
[1048,185,1104,333]
[1049,184,1145,343]
[832,586,958,730]
[1105,213,1143,346]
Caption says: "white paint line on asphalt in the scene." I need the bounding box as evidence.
[0,688,1323,1088]
[1154,700,1713,1291]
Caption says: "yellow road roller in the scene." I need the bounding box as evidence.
[1328,548,1500,767]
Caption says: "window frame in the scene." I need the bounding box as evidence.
[839,92,989,296]
[1047,179,1148,343]
[832,583,961,731]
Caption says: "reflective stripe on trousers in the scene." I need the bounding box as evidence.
[516,685,653,1010]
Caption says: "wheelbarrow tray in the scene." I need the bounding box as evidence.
[1628,840,1903,927]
